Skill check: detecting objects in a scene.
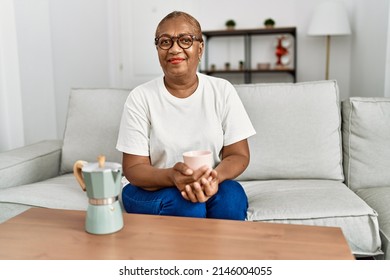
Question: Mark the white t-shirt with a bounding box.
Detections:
[116,73,256,169]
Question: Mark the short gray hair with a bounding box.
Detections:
[155,11,203,40]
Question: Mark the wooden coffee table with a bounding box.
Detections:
[0,208,354,260]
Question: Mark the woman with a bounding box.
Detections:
[116,11,255,220]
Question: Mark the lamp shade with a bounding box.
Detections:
[308,1,351,36]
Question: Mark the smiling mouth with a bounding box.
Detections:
[168,58,185,64]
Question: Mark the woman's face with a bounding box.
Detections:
[155,17,203,80]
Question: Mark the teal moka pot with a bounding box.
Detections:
[73,156,123,234]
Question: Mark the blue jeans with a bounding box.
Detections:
[121,180,248,220]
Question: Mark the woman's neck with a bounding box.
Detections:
[164,75,199,98]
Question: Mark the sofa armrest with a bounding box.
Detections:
[342,97,390,190]
[0,140,63,189]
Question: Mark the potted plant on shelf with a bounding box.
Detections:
[264,18,275,28]
[239,61,244,70]
[225,19,236,30]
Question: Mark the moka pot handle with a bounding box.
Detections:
[73,160,88,191]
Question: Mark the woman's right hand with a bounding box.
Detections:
[171,162,211,193]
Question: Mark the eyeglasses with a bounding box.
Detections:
[154,34,202,50]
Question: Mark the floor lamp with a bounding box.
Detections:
[308,1,351,80]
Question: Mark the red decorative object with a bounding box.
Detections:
[275,36,288,66]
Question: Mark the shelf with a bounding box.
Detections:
[202,27,297,83]
[202,27,296,38]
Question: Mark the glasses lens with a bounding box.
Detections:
[157,36,173,50]
[177,35,194,49]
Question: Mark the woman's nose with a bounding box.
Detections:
[169,39,182,53]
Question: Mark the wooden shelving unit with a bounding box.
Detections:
[201,27,297,83]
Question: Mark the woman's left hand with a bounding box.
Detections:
[181,170,219,203]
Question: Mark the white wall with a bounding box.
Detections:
[0,0,25,151]
[49,0,112,139]
[0,0,112,152]
[385,1,390,98]
[1,0,389,152]
[349,0,389,98]
[13,0,57,145]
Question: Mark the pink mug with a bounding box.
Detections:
[183,150,213,170]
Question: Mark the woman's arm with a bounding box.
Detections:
[215,139,250,183]
[122,153,211,191]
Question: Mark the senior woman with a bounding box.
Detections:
[116,11,256,220]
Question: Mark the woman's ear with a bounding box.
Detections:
[198,41,204,59]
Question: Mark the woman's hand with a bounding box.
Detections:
[181,169,219,203]
[171,162,212,193]
[179,139,250,203]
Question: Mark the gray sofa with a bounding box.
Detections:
[0,80,389,259]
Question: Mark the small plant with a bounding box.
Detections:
[264,18,275,28]
[225,19,236,29]
[225,62,231,70]
[239,61,244,70]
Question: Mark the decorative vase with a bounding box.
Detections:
[275,36,288,67]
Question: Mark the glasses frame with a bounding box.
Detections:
[154,34,202,50]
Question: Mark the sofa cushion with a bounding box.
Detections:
[235,80,344,181]
[61,89,130,174]
[342,97,390,190]
[241,179,382,256]
[0,174,87,211]
[0,140,62,189]
[355,187,390,260]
